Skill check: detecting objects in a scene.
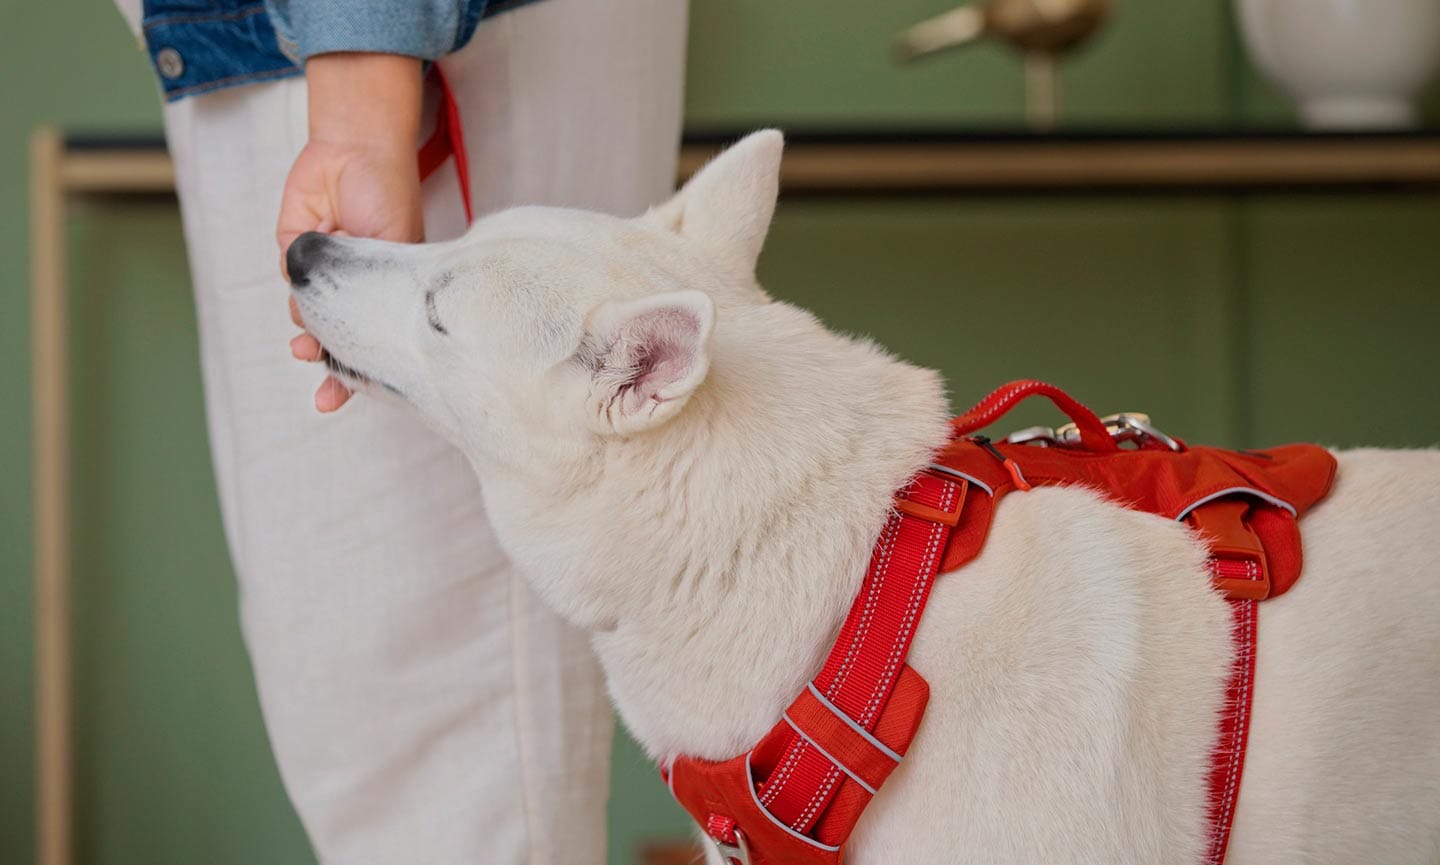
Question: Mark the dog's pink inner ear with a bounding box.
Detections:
[586,291,714,430]
[627,308,699,400]
[609,308,701,408]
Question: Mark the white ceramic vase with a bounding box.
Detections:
[1237,0,1440,129]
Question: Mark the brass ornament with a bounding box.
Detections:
[895,0,1112,129]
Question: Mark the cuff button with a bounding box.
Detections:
[156,47,185,80]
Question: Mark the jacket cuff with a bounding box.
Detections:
[265,0,464,63]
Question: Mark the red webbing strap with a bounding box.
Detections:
[951,379,1119,452]
[416,65,474,224]
[784,687,900,793]
[757,471,962,840]
[1207,595,1258,865]
[1189,500,1266,864]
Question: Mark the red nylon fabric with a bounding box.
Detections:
[931,437,1335,586]
[667,665,931,865]
[951,378,1119,452]
[665,381,1337,865]
[760,472,961,838]
[1207,598,1258,864]
[416,65,474,224]
[786,688,898,793]
[811,671,930,846]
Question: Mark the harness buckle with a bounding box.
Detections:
[1186,499,1272,601]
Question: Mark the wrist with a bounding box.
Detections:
[306,53,423,157]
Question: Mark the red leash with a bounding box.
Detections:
[416,65,474,225]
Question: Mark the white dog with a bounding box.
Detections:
[288,131,1440,865]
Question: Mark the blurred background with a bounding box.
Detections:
[3,2,1439,864]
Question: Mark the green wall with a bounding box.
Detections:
[3,2,1438,865]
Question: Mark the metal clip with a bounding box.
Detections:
[712,829,752,865]
[1100,412,1182,451]
[1003,424,1057,446]
[1007,412,1181,452]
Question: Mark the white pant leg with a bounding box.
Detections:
[435,2,689,861]
[160,0,686,862]
[440,0,688,218]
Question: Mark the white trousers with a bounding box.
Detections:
[159,2,687,862]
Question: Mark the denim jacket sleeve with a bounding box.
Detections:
[138,0,541,101]
[264,0,487,63]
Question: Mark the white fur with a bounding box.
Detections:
[291,131,1440,864]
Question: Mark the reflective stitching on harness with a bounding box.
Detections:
[1175,487,1298,521]
[794,480,957,831]
[875,487,952,719]
[782,714,882,795]
[1208,593,1256,863]
[865,480,954,724]
[796,757,841,829]
[763,514,900,806]
[927,463,995,496]
[831,513,900,699]
[965,382,1030,429]
[744,754,842,851]
[792,516,908,824]
[804,683,903,762]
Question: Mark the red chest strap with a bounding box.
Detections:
[666,471,966,864]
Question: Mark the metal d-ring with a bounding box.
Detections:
[712,829,753,865]
[1003,424,1058,446]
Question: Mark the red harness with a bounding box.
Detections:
[664,380,1337,865]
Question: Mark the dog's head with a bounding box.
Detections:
[288,130,783,471]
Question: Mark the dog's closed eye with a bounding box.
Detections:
[425,290,449,335]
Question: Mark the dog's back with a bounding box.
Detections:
[1232,449,1440,864]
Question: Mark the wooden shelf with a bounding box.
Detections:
[683,133,1440,193]
[63,130,1440,195]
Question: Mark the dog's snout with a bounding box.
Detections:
[287,231,334,287]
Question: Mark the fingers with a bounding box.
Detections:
[315,376,353,412]
[290,332,323,361]
[288,294,351,411]
[290,334,352,412]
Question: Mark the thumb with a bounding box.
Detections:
[277,198,332,281]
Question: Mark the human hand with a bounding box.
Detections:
[278,52,424,412]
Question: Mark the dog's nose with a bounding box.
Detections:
[286,231,333,287]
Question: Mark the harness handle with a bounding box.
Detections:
[952,379,1119,452]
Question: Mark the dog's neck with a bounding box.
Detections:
[485,297,952,761]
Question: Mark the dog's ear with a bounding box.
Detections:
[646,129,783,276]
[580,290,715,435]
